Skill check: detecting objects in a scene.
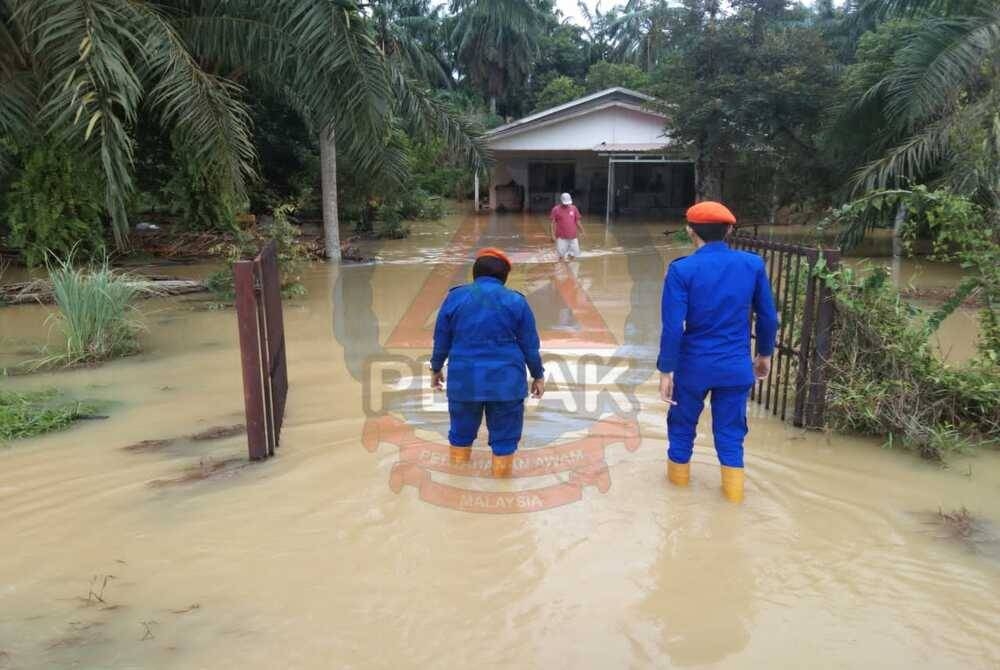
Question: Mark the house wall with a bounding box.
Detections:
[490,151,609,212]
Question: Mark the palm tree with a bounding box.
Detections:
[2,0,488,261]
[0,0,256,245]
[850,0,1000,205]
[449,0,545,115]
[603,0,684,71]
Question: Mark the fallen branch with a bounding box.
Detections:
[1,276,207,306]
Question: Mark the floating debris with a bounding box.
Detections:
[918,507,1000,559]
[189,424,246,441]
[148,457,249,488]
[121,439,175,453]
[0,275,206,306]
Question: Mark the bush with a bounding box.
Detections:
[585,61,650,93]
[823,264,1000,459]
[0,389,103,441]
[208,203,310,300]
[2,143,106,267]
[40,256,152,366]
[163,148,239,232]
[533,76,585,113]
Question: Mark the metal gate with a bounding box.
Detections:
[729,234,840,429]
[234,241,288,460]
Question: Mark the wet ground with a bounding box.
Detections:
[1,212,998,668]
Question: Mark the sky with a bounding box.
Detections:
[556,0,593,25]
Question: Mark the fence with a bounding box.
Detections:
[234,241,289,460]
[729,234,840,429]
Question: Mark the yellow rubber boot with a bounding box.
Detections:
[666,460,690,487]
[492,454,514,478]
[449,446,471,465]
[720,466,744,503]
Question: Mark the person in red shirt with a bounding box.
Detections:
[549,193,584,260]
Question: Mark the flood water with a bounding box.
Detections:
[1,212,999,669]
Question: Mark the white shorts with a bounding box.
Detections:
[556,237,581,259]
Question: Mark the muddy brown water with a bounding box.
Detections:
[1,212,998,669]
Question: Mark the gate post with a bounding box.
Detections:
[234,260,268,460]
[792,251,818,428]
[804,250,840,429]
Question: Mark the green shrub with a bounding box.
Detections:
[0,389,103,441]
[822,265,1000,459]
[208,203,310,300]
[533,76,585,112]
[2,143,105,267]
[585,61,649,93]
[40,256,151,366]
[163,149,239,232]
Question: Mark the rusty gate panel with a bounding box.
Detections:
[729,234,839,429]
[234,241,288,460]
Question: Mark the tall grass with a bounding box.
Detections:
[42,256,152,366]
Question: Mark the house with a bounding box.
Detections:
[477,87,695,221]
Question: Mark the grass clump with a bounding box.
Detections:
[41,256,152,367]
[823,265,1000,460]
[0,389,102,440]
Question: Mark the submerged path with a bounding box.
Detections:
[0,212,998,668]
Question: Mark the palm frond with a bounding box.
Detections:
[850,116,954,193]
[17,0,145,243]
[133,3,257,203]
[389,65,490,172]
[882,15,1000,130]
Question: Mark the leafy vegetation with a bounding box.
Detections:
[39,257,153,367]
[2,142,105,266]
[207,204,311,301]
[823,264,999,459]
[0,388,103,441]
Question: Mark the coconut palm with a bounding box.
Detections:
[850,0,1000,204]
[603,0,686,71]
[449,0,546,115]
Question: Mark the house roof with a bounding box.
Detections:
[484,87,662,141]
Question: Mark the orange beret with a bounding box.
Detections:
[475,247,511,269]
[686,201,737,225]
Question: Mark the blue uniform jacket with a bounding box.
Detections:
[657,241,779,388]
[431,276,544,401]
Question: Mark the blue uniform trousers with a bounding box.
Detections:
[448,400,524,456]
[667,383,751,468]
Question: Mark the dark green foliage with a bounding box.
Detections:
[650,7,840,207]
[0,388,103,441]
[163,149,239,233]
[533,76,585,112]
[2,143,105,267]
[584,61,650,92]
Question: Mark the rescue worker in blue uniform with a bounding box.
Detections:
[431,248,545,477]
[657,201,779,502]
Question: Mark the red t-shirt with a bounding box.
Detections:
[550,205,581,239]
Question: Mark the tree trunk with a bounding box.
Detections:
[489,96,497,116]
[891,202,907,287]
[695,150,723,201]
[320,125,340,263]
